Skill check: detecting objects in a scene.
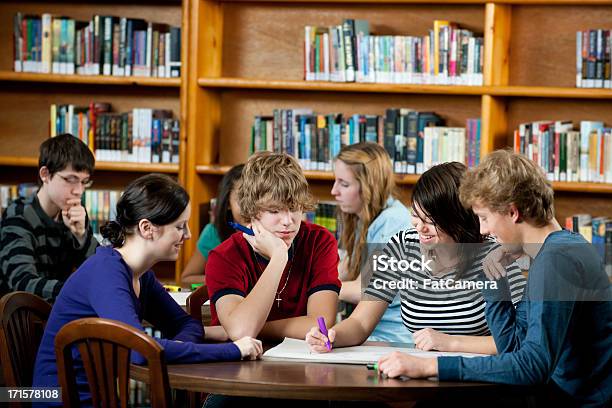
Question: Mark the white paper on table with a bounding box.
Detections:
[263,338,488,364]
[168,291,210,307]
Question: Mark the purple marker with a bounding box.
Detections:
[317,316,332,351]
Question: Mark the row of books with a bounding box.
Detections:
[251,109,481,174]
[51,103,180,164]
[0,183,38,219]
[305,19,484,85]
[305,201,341,240]
[513,120,612,183]
[83,189,120,243]
[565,214,612,277]
[13,12,181,78]
[576,30,611,89]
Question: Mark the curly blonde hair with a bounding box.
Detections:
[459,149,555,226]
[237,151,316,221]
[337,143,397,281]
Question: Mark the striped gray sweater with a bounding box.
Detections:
[0,195,98,302]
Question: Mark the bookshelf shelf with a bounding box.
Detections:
[198,79,612,100]
[552,182,612,194]
[0,71,181,88]
[198,77,491,95]
[492,86,612,99]
[0,156,179,173]
[95,162,180,173]
[0,156,38,167]
[196,164,420,185]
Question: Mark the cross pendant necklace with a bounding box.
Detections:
[274,261,292,308]
[252,242,294,308]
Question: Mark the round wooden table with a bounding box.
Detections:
[131,359,507,402]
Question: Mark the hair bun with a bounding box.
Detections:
[100,220,125,247]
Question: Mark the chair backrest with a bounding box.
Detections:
[0,291,52,388]
[185,284,208,322]
[54,317,171,408]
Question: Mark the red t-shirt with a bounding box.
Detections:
[206,221,341,325]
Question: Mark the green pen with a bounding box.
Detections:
[367,363,410,381]
[367,363,387,378]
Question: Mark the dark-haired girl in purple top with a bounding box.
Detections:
[33,174,262,407]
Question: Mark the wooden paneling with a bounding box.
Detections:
[555,192,612,223]
[509,5,612,87]
[221,2,484,79]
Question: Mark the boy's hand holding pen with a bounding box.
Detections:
[305,318,336,354]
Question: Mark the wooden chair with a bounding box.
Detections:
[0,291,52,394]
[54,317,172,408]
[185,283,209,323]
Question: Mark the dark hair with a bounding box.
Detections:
[412,162,483,277]
[101,174,190,247]
[214,164,244,241]
[38,134,95,184]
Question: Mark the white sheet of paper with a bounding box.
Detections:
[263,338,488,364]
[168,291,210,307]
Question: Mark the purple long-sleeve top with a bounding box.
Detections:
[33,246,240,406]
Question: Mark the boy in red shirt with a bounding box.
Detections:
[206,152,340,341]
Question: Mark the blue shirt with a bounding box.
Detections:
[364,197,413,344]
[438,230,612,407]
[33,246,241,406]
[196,223,222,260]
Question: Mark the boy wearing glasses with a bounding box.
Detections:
[0,134,98,302]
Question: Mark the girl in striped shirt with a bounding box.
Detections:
[307,162,526,355]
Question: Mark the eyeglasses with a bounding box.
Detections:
[56,173,94,189]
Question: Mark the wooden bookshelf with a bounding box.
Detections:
[181,0,612,265]
[0,0,187,281]
[4,0,612,281]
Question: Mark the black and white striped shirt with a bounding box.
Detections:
[364,229,526,336]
